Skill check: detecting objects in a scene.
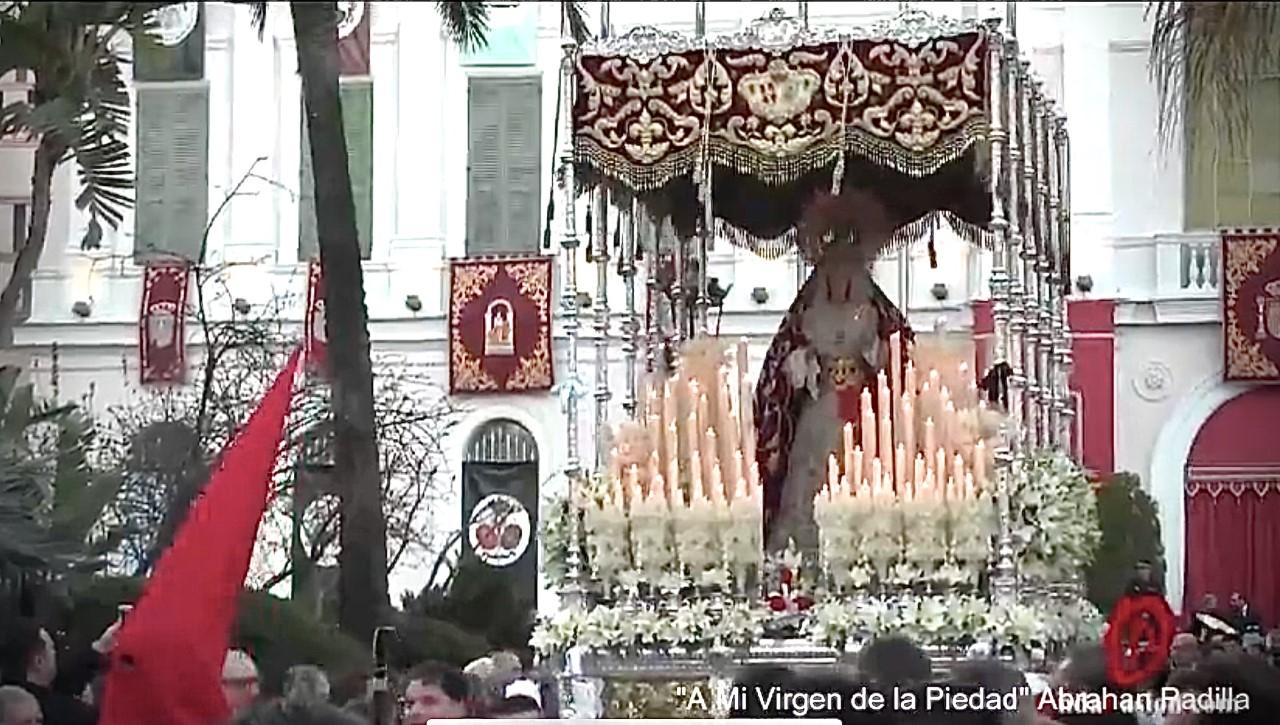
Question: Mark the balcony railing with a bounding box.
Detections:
[1179,238,1220,292]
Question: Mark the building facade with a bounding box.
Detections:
[2,2,1276,612]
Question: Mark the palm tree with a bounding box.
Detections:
[0,366,123,617]
[0,2,171,346]
[277,0,587,643]
[1148,2,1280,150]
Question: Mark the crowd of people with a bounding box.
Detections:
[3,610,1280,725]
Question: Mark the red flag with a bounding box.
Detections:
[100,348,302,725]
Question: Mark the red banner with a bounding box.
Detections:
[304,258,328,377]
[139,260,190,385]
[337,1,370,77]
[1223,229,1280,382]
[449,257,554,394]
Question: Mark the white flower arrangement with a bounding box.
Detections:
[530,601,768,655]
[805,594,1103,651]
[1011,451,1102,584]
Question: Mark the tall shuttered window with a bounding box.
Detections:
[465,76,541,256]
[1185,31,1280,228]
[134,83,210,261]
[299,79,374,261]
[132,4,209,262]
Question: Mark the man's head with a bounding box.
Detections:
[1134,561,1152,582]
[403,662,469,725]
[1229,592,1246,612]
[0,685,41,725]
[1200,593,1218,610]
[284,665,331,706]
[0,620,55,688]
[222,649,261,715]
[856,636,932,687]
[1171,633,1200,668]
[951,659,1034,725]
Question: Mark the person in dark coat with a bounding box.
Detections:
[0,617,118,725]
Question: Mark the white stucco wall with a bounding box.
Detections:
[6,2,1232,607]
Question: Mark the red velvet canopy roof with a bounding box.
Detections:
[570,8,997,257]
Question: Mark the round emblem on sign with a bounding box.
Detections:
[467,494,531,567]
[146,2,199,47]
[337,1,364,39]
[1103,593,1177,688]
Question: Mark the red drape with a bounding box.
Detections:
[1183,486,1280,630]
[100,348,301,725]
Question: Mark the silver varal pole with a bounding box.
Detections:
[984,19,1017,606]
[1003,39,1027,457]
[592,1,613,471]
[693,0,711,335]
[1055,117,1075,452]
[592,189,611,472]
[1035,91,1056,450]
[643,213,661,373]
[798,1,809,27]
[556,39,586,601]
[1018,68,1039,456]
[621,199,639,418]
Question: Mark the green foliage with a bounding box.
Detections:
[1085,472,1165,614]
[389,612,492,669]
[53,576,369,697]
[0,367,122,616]
[0,2,174,246]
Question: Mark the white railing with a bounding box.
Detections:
[1114,231,1222,301]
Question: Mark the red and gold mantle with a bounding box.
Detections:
[572,11,990,192]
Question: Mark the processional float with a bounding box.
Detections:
[541,3,1098,714]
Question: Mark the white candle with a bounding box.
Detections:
[935,447,947,489]
[894,443,906,493]
[861,387,876,476]
[965,471,976,499]
[905,361,918,397]
[852,446,864,490]
[697,393,710,443]
[828,454,840,492]
[843,422,855,479]
[943,400,957,457]
[871,457,883,498]
[924,417,937,468]
[914,454,926,490]
[953,453,965,494]
[890,331,903,430]
[902,395,915,460]
[974,439,987,489]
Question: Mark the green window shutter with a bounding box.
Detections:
[466,79,505,255]
[298,114,319,261]
[503,78,542,253]
[465,76,541,256]
[134,83,210,262]
[342,80,374,259]
[299,82,374,261]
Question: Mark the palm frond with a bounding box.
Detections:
[1149,1,1280,152]
[436,0,489,52]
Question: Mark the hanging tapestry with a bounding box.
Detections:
[1222,228,1280,382]
[304,259,328,378]
[449,257,554,394]
[139,260,191,385]
[337,1,371,77]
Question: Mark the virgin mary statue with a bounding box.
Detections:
[754,189,914,553]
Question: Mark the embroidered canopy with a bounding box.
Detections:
[571,8,995,257]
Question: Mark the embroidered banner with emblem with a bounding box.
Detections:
[1222,229,1280,382]
[139,260,191,385]
[304,259,328,377]
[449,257,554,394]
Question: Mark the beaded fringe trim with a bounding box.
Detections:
[717,209,995,262]
[574,119,987,193]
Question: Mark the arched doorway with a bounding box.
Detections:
[1183,386,1280,629]
[457,419,540,652]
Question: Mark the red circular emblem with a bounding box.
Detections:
[1103,593,1177,688]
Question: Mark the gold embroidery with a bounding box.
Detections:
[572,31,989,189]
[1224,233,1280,380]
[508,333,553,390]
[451,265,499,326]
[505,261,552,323]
